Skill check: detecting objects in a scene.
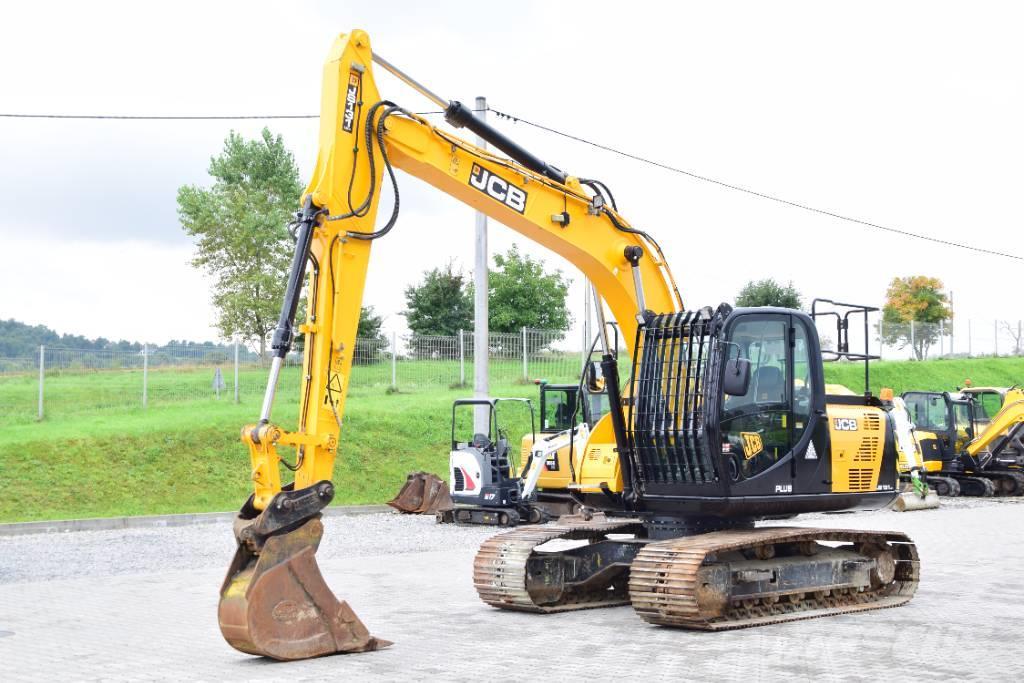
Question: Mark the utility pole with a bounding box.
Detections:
[473,96,490,434]
[948,290,954,355]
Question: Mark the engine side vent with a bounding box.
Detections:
[453,467,465,492]
[848,468,873,491]
[855,436,880,461]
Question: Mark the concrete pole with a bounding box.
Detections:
[142,343,149,409]
[37,345,45,421]
[458,329,465,386]
[473,95,489,433]
[234,341,240,404]
[995,320,999,356]
[968,319,973,357]
[948,290,954,355]
[391,331,398,389]
[910,320,915,360]
[878,318,883,360]
[522,327,529,381]
[939,320,944,357]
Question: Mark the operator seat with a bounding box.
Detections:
[753,366,784,403]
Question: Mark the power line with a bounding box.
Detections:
[488,107,1023,263]
[0,113,320,120]
[3,106,1020,262]
[0,110,455,120]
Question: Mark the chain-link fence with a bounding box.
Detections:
[811,315,1024,362]
[876,319,1024,360]
[6,318,1019,424]
[0,328,588,423]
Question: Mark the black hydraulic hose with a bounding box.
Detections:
[347,104,405,241]
[566,332,605,484]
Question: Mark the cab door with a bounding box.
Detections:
[719,312,823,495]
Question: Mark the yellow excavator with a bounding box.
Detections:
[902,388,1024,495]
[218,29,920,661]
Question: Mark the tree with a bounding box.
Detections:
[487,245,571,352]
[402,262,473,344]
[999,320,1023,355]
[735,279,802,309]
[353,306,387,365]
[358,305,385,340]
[177,128,303,360]
[879,275,952,360]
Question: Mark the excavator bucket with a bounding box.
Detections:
[388,471,453,514]
[891,479,940,512]
[219,515,390,660]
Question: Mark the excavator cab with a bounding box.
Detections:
[902,391,975,463]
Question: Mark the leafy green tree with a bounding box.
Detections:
[401,262,473,338]
[735,279,802,309]
[354,305,387,365]
[487,245,571,352]
[358,305,385,340]
[177,128,303,359]
[880,275,952,360]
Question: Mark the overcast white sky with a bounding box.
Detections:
[0,1,1020,348]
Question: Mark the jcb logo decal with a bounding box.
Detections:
[740,432,763,460]
[833,418,858,431]
[342,72,359,133]
[469,163,528,214]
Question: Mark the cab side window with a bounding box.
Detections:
[721,317,797,481]
[542,389,573,432]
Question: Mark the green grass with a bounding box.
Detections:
[0,382,536,522]
[823,356,1024,396]
[0,355,1021,522]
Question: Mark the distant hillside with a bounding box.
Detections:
[0,319,230,358]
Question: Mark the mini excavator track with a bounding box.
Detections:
[629,527,919,630]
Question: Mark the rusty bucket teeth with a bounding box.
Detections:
[218,517,390,661]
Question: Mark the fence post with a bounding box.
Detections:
[910,320,915,359]
[142,343,149,409]
[37,345,45,421]
[968,319,972,356]
[522,327,528,381]
[458,329,465,386]
[391,331,397,389]
[234,341,240,403]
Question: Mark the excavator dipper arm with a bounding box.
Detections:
[218,28,681,660]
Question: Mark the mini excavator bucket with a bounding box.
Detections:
[388,471,453,513]
[892,473,940,512]
[218,483,390,661]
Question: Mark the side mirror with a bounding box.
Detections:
[723,358,751,397]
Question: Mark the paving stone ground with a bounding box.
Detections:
[1,498,1022,681]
